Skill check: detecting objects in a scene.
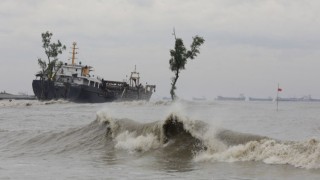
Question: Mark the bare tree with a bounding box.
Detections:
[169,30,204,100]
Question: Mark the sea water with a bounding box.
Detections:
[0,99,320,179]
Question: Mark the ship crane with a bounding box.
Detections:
[129,65,140,87]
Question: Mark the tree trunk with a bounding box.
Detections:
[170,70,179,100]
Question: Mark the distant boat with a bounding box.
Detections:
[215,94,246,101]
[192,97,206,101]
[162,97,172,101]
[277,97,303,102]
[275,95,320,102]
[299,95,320,102]
[307,98,320,102]
[248,97,273,101]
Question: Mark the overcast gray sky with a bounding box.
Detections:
[1,0,320,100]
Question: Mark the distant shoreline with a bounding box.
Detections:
[0,92,36,100]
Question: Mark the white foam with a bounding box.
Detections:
[167,101,187,115]
[114,131,161,153]
[194,138,320,169]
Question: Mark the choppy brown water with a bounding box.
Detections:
[1,99,320,179]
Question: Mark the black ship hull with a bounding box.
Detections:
[32,80,153,103]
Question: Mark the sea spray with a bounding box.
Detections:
[114,131,161,153]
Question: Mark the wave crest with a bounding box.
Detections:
[94,112,320,169]
[97,112,208,153]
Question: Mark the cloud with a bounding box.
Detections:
[1,0,320,98]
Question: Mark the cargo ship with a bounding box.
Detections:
[215,94,246,101]
[32,42,156,103]
[248,97,273,101]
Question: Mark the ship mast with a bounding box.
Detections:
[71,42,78,65]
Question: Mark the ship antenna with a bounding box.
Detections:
[70,42,78,65]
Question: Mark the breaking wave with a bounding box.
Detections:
[96,111,320,169]
[96,111,208,154]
